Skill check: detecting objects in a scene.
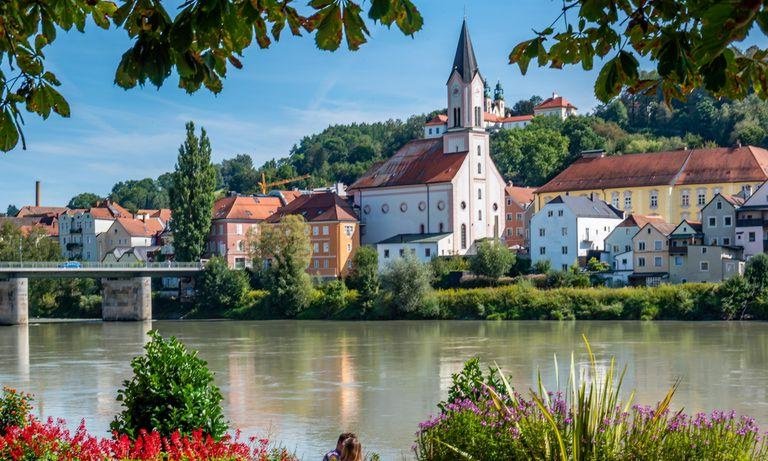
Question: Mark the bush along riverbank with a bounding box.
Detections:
[0,332,296,461]
[414,340,768,460]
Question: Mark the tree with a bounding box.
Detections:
[380,253,434,316]
[491,124,569,186]
[745,254,768,295]
[219,154,258,193]
[0,222,59,262]
[594,100,629,128]
[508,96,542,116]
[110,178,170,212]
[196,257,249,315]
[249,215,313,317]
[346,246,380,313]
[532,260,552,274]
[511,2,768,103]
[67,193,102,209]
[469,240,515,281]
[5,205,19,217]
[169,122,216,262]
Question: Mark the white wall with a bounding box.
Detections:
[736,226,764,258]
[376,238,452,271]
[530,205,577,271]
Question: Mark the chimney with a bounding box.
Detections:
[35,180,41,207]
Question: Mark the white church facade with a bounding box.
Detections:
[349,20,506,268]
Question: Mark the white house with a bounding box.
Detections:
[604,214,667,276]
[349,20,506,262]
[533,93,578,119]
[376,233,453,271]
[530,196,623,271]
[735,180,768,258]
[58,200,132,261]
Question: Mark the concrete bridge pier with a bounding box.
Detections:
[102,277,152,321]
[0,278,29,325]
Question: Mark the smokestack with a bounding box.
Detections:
[35,180,40,207]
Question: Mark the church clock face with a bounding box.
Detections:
[451,83,461,103]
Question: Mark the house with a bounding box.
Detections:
[669,244,744,284]
[265,192,360,278]
[135,209,172,228]
[701,193,743,247]
[103,217,165,253]
[603,214,666,282]
[535,146,768,224]
[59,200,131,261]
[735,180,768,258]
[377,233,453,271]
[533,92,578,119]
[503,184,535,250]
[207,195,283,268]
[530,196,623,272]
[631,220,677,285]
[349,20,506,262]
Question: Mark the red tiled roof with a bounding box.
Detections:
[88,200,131,219]
[485,112,534,124]
[723,194,746,207]
[537,146,768,194]
[348,138,467,190]
[15,206,68,218]
[137,209,172,223]
[535,95,577,110]
[505,185,535,205]
[0,216,59,237]
[212,196,282,221]
[273,190,304,204]
[617,214,666,228]
[115,217,165,237]
[425,114,448,126]
[266,192,358,223]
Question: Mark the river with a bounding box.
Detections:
[1,320,768,459]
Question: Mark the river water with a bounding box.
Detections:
[1,321,768,459]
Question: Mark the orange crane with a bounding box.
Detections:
[258,173,311,195]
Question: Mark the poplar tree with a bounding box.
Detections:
[169,122,216,262]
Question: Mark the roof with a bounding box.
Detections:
[450,20,479,83]
[546,196,623,219]
[670,219,703,236]
[0,216,59,237]
[87,200,131,220]
[537,146,768,194]
[15,206,68,218]
[505,185,535,205]
[115,217,165,237]
[484,112,534,124]
[534,94,577,110]
[723,195,746,207]
[425,114,448,126]
[348,138,467,190]
[617,214,667,228]
[265,192,358,223]
[212,195,283,221]
[643,221,678,236]
[137,209,172,224]
[103,246,162,262]
[378,232,452,245]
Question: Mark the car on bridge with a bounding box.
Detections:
[58,261,82,269]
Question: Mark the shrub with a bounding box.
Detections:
[111,331,228,440]
[380,253,435,317]
[346,246,380,314]
[430,255,469,288]
[196,257,249,315]
[532,259,551,274]
[0,387,32,434]
[314,280,348,318]
[468,239,515,281]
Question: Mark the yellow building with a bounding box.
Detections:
[535,146,768,224]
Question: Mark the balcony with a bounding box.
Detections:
[669,246,688,255]
[737,218,764,227]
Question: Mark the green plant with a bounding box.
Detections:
[196,257,249,315]
[0,387,32,434]
[346,246,380,313]
[111,330,227,440]
[315,279,348,318]
[380,252,435,317]
[469,240,515,282]
[532,260,551,274]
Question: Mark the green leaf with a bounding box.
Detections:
[342,1,369,50]
[595,56,621,102]
[48,86,71,117]
[0,110,20,152]
[701,53,727,93]
[311,4,343,51]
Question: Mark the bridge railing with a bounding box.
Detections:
[0,261,205,270]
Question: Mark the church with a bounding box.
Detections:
[348,20,507,267]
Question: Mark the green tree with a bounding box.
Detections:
[745,254,768,295]
[249,215,313,317]
[380,253,434,316]
[169,122,216,262]
[219,154,258,193]
[586,257,610,272]
[595,100,629,127]
[0,222,59,262]
[469,240,515,281]
[66,193,102,209]
[491,125,569,186]
[508,96,542,116]
[111,331,227,440]
[110,178,169,212]
[196,257,249,315]
[5,205,19,217]
[533,260,552,274]
[346,246,380,313]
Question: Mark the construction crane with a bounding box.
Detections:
[258,173,311,195]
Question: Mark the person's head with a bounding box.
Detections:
[336,432,355,453]
[340,436,362,461]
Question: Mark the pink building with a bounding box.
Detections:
[207,196,283,268]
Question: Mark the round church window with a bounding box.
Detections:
[437,201,446,211]
[460,201,466,210]
[381,204,389,214]
[363,205,371,214]
[400,202,408,212]
[418,201,427,211]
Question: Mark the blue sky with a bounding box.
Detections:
[0,1,654,209]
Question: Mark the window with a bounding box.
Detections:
[420,224,425,234]
[708,217,716,227]
[478,210,482,221]
[347,243,352,252]
[461,224,467,249]
[477,146,481,156]
[700,261,710,271]
[474,106,482,126]
[638,257,646,267]
[313,259,319,269]
[716,201,722,210]
[697,190,706,206]
[539,228,546,237]
[681,190,690,207]
[562,264,569,271]
[742,185,752,197]
[701,247,708,254]
[557,210,564,217]
[654,240,662,251]
[624,192,632,209]
[322,225,329,235]
[313,243,319,253]
[611,192,619,208]
[323,259,329,269]
[654,256,663,267]
[561,227,568,236]
[724,216,732,226]
[236,224,243,235]
[425,248,431,257]
[674,256,683,266]
[638,241,646,251]
[477,162,482,174]
[478,188,482,199]
[539,247,546,255]
[384,249,390,258]
[323,242,329,253]
[723,238,730,245]
[711,238,718,245]
[428,128,432,135]
[506,213,512,221]
[625,244,631,252]
[749,232,756,242]
[439,222,444,232]
[237,240,245,252]
[399,249,405,257]
[345,225,354,236]
[650,191,658,208]
[547,210,553,217]
[561,246,568,255]
[507,229,512,236]
[507,198,512,206]
[516,212,523,221]
[516,227,524,236]
[313,226,319,236]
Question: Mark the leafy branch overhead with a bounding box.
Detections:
[509,0,768,103]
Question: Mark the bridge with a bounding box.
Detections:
[0,262,204,325]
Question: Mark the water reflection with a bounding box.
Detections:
[0,321,767,459]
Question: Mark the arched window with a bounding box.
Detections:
[477,145,481,156]
[439,222,444,232]
[649,190,658,209]
[237,240,245,252]
[419,224,425,234]
[611,192,619,208]
[474,106,482,126]
[478,210,482,221]
[478,188,482,199]
[477,162,482,174]
[460,224,467,249]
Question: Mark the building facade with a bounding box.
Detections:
[632,221,677,278]
[669,245,743,284]
[735,181,768,258]
[701,193,743,247]
[58,200,131,261]
[503,184,535,249]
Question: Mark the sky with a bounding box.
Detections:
[0,1,636,210]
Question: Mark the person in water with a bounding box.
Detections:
[340,435,362,461]
[323,433,355,461]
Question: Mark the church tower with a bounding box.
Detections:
[444,20,486,154]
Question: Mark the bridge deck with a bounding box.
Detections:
[0,262,204,279]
